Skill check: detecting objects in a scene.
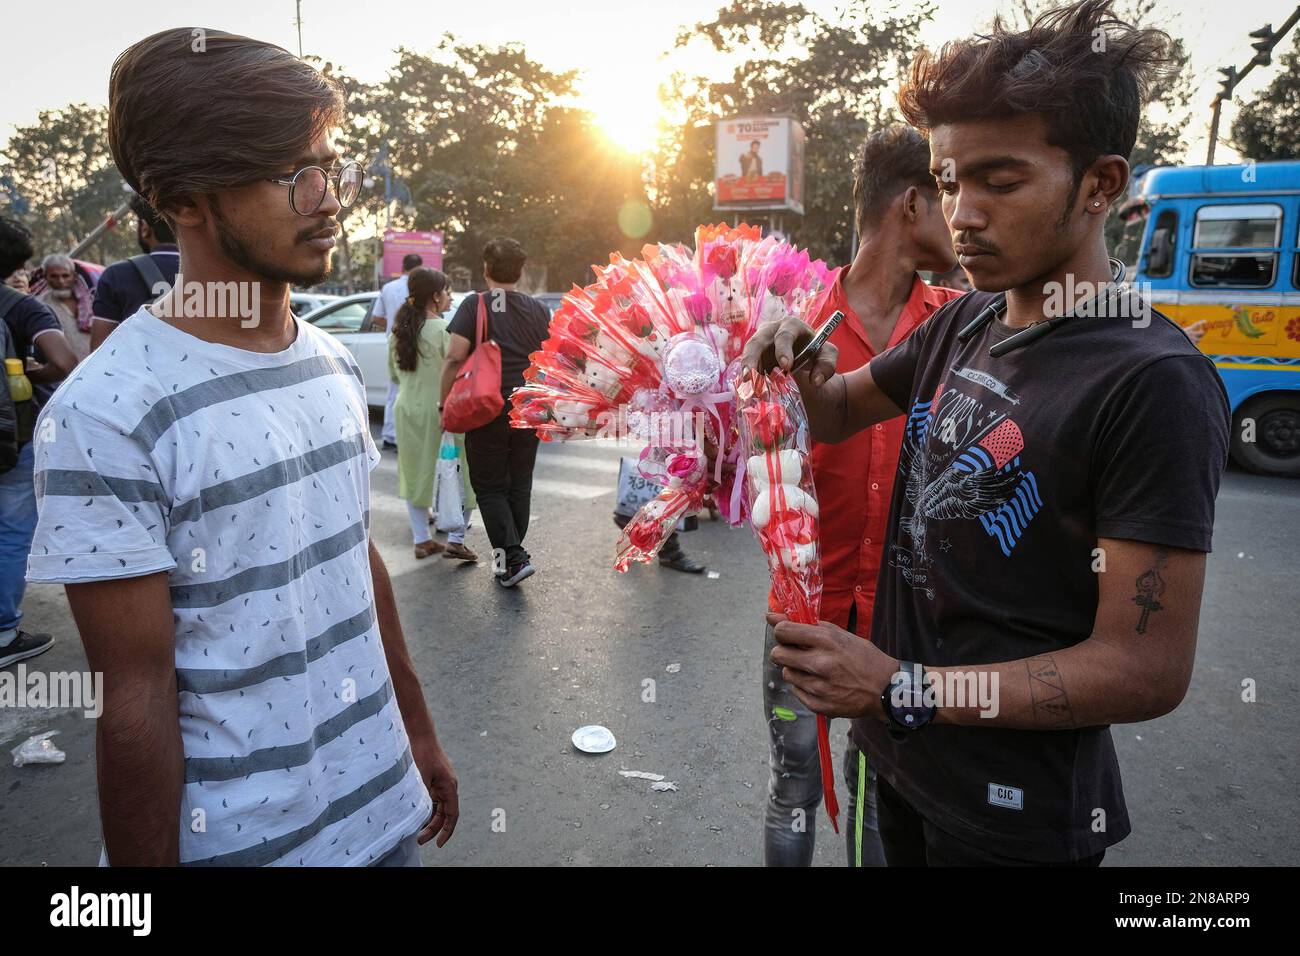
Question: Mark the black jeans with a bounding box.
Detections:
[875,774,1105,867]
[463,410,540,567]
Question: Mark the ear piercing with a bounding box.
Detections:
[1092,200,1103,207]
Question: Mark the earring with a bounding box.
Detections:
[1092,200,1103,208]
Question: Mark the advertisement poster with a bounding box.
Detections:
[382,230,443,278]
[714,116,804,213]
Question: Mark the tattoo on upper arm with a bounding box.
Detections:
[1026,655,1074,728]
[1131,548,1168,635]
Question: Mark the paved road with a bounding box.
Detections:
[2,426,1296,866]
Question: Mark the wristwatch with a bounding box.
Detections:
[882,660,936,738]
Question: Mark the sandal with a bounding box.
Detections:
[415,540,445,559]
[442,542,478,562]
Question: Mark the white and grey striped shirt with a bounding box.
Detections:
[27,307,431,866]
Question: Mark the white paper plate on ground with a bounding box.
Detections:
[571,725,616,754]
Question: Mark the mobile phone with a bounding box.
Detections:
[789,310,844,372]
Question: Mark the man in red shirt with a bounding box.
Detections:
[763,125,961,866]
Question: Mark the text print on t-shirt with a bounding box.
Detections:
[891,366,1044,600]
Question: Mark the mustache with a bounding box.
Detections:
[952,233,1000,255]
[297,220,339,243]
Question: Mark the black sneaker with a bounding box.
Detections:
[660,553,706,574]
[498,561,536,587]
[382,440,398,451]
[0,631,55,669]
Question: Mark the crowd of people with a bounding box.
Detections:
[1,0,1232,868]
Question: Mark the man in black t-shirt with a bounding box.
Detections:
[0,217,77,668]
[89,195,180,352]
[442,237,550,587]
[743,0,1229,865]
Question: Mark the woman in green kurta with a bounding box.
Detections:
[389,267,478,561]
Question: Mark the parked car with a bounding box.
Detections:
[289,291,339,317]
[300,290,468,409]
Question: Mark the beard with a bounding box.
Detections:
[50,287,74,298]
[211,201,332,286]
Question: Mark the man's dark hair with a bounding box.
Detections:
[483,238,526,285]
[402,253,423,272]
[853,125,936,235]
[129,193,175,244]
[108,28,344,219]
[899,0,1173,188]
[0,217,35,278]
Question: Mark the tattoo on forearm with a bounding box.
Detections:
[1132,548,1168,635]
[1026,655,1074,728]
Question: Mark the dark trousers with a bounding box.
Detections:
[876,775,1105,867]
[463,411,540,567]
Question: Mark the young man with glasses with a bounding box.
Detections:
[744,0,1229,865]
[27,29,457,867]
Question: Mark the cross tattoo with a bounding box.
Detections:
[1132,568,1165,634]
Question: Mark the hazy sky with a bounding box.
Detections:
[4,0,1294,164]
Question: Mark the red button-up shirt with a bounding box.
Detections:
[770,270,961,635]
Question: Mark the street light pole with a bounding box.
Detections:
[294,1,303,57]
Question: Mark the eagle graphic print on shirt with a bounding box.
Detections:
[889,367,1043,600]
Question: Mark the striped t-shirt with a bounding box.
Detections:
[27,307,432,865]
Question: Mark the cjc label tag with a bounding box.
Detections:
[987,783,1024,810]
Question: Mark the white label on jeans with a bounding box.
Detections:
[987,783,1024,810]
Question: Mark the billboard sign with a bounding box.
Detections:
[714,116,805,215]
[382,230,443,278]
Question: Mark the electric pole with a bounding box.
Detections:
[294,0,303,57]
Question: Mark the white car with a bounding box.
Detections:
[289,291,340,317]
[300,291,469,409]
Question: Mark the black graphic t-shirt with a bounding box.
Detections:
[853,289,1230,861]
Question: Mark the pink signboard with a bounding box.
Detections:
[382,230,443,278]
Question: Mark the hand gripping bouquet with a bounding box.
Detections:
[509,224,835,571]
[735,367,839,831]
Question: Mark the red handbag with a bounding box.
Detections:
[442,292,504,433]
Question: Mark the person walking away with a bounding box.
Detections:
[389,266,477,561]
[372,253,423,450]
[441,238,549,588]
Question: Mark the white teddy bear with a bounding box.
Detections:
[748,448,818,572]
[552,399,597,429]
[581,361,624,400]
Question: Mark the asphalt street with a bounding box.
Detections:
[2,423,1296,866]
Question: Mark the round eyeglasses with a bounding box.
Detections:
[267,160,364,216]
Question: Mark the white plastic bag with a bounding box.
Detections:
[12,730,66,766]
[434,433,466,534]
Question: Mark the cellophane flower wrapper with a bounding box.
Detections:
[509,224,835,570]
[735,367,839,832]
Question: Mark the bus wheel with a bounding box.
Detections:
[1232,394,1300,477]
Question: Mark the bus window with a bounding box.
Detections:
[1145,209,1177,278]
[1190,203,1281,288]
[1295,216,1300,290]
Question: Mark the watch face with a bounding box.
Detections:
[888,666,934,731]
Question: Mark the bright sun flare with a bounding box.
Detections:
[583,84,665,156]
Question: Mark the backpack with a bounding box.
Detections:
[129,254,171,304]
[0,285,28,474]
